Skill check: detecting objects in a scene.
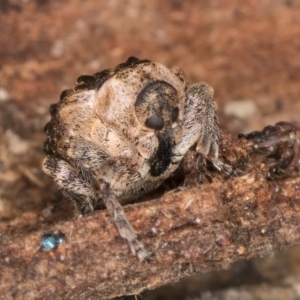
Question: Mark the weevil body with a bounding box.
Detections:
[43,57,220,260]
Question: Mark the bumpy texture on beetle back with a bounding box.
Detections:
[43,57,220,260]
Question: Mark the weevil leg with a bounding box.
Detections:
[98,180,153,262]
[42,155,96,214]
[173,82,224,166]
[172,82,232,174]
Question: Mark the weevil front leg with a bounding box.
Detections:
[98,180,153,261]
[42,155,96,214]
[173,82,230,173]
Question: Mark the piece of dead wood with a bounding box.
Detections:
[0,128,300,300]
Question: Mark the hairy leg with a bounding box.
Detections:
[172,82,231,173]
[42,155,95,213]
[99,180,153,261]
[174,82,219,158]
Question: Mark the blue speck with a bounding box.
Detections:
[40,231,65,251]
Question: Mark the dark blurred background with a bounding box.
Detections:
[1,1,300,299]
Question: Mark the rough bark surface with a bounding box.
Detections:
[1,131,300,300]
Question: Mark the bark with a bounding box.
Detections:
[0,130,300,300]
